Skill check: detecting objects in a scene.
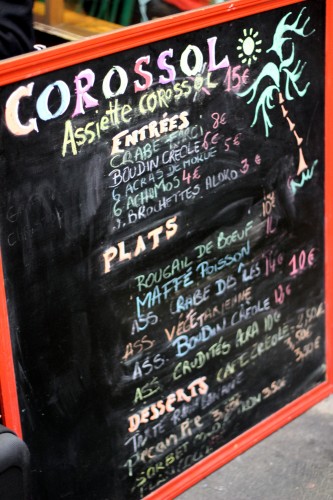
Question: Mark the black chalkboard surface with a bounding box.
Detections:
[0,0,329,498]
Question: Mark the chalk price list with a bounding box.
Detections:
[118,213,323,496]
[98,74,325,497]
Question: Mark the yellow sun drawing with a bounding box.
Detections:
[237,28,262,66]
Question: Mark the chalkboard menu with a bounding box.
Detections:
[0,0,330,498]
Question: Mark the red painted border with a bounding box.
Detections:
[0,0,331,497]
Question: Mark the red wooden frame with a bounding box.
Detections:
[0,0,331,497]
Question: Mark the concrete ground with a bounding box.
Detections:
[177,395,333,500]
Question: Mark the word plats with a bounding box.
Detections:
[102,216,178,273]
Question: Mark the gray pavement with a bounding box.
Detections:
[177,395,333,499]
